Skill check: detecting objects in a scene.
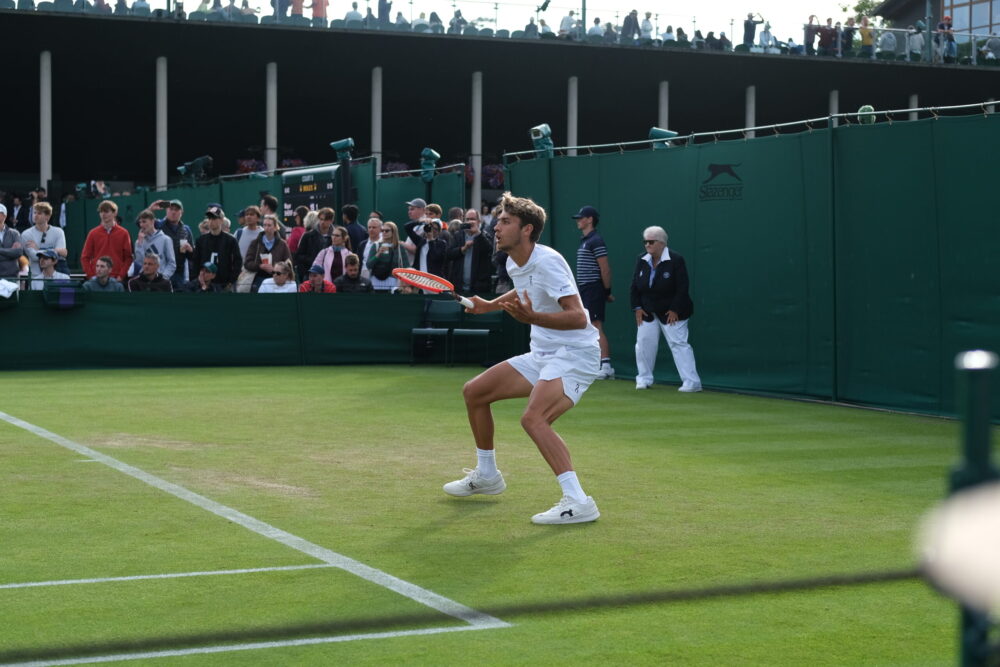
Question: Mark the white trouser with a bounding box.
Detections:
[635,317,701,387]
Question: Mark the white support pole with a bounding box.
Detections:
[567,76,578,156]
[371,66,383,174]
[745,85,756,139]
[829,89,839,128]
[470,71,483,212]
[658,81,669,129]
[987,97,996,114]
[909,93,919,121]
[39,51,53,190]
[155,57,168,190]
[265,62,278,173]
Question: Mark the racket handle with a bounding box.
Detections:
[456,295,474,310]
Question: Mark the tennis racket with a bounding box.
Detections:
[392,268,475,309]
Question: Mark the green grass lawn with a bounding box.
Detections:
[0,365,978,665]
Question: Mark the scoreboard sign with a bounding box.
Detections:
[281,164,340,226]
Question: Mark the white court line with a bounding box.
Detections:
[4,625,481,667]
[0,564,336,590]
[0,410,509,632]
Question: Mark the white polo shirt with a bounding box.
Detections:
[506,244,600,354]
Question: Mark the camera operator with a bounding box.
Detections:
[445,213,492,295]
[404,217,448,280]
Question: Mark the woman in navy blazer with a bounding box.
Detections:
[630,225,702,392]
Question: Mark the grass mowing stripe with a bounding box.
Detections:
[0,625,486,667]
[0,568,923,665]
[0,410,509,631]
[0,564,336,590]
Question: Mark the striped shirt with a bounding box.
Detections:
[576,230,608,286]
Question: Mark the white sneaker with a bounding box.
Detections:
[596,363,615,380]
[531,495,600,524]
[443,468,506,497]
[635,381,652,390]
[678,383,702,393]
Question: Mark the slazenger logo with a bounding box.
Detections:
[699,163,744,202]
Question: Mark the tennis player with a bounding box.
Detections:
[443,192,601,525]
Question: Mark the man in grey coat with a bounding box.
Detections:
[0,204,24,279]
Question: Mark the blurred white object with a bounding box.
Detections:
[919,482,1000,615]
[0,279,19,299]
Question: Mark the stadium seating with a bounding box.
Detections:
[288,14,310,26]
[345,19,363,30]
[187,9,207,20]
[411,299,462,365]
[430,24,443,33]
[0,0,15,9]
[462,24,477,36]
[16,0,34,9]
[510,29,524,38]
[37,1,55,9]
[479,28,493,38]
[131,4,150,15]
[450,310,502,365]
[412,22,428,32]
[328,18,343,27]
[587,34,602,44]
[495,28,509,38]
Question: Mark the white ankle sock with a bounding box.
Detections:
[556,471,587,503]
[476,448,498,477]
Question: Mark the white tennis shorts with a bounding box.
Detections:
[507,344,602,405]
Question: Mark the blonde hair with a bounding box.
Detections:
[97,201,118,214]
[33,202,53,216]
[304,210,319,231]
[381,221,400,247]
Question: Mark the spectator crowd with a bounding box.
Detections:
[0,192,509,297]
[6,0,997,66]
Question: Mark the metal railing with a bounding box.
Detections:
[502,100,999,163]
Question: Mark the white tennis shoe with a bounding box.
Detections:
[678,382,702,392]
[531,495,600,525]
[596,363,615,380]
[443,468,506,497]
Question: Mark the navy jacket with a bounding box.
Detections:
[629,250,694,323]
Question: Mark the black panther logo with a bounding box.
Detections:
[702,163,742,184]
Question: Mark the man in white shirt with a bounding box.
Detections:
[640,11,653,39]
[587,17,602,36]
[559,10,574,36]
[443,192,601,525]
[31,249,70,290]
[22,202,68,278]
[344,1,362,21]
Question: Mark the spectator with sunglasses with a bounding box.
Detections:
[22,202,68,278]
[631,226,701,392]
[258,260,297,293]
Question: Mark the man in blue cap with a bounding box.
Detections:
[572,205,614,379]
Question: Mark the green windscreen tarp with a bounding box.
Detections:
[506,114,1000,418]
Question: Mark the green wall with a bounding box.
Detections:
[507,115,1000,418]
[1,292,526,370]
[374,172,467,224]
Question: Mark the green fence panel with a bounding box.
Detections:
[375,172,466,225]
[0,292,529,372]
[220,176,282,221]
[547,156,601,256]
[834,120,943,413]
[505,158,552,244]
[691,135,832,396]
[931,114,1000,417]
[353,160,377,219]
[430,171,466,217]
[375,176,424,225]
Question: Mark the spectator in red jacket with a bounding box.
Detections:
[80,200,133,280]
[298,264,336,293]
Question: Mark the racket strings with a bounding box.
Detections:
[399,272,449,291]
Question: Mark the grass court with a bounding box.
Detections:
[0,365,972,665]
